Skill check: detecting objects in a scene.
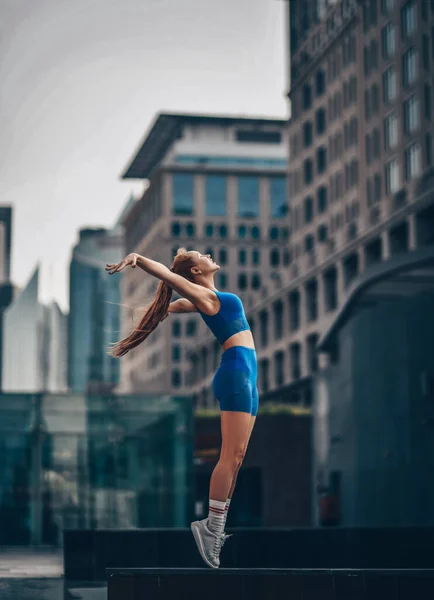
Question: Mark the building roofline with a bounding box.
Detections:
[120,111,288,180]
[318,246,434,352]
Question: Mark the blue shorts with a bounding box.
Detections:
[212,346,259,416]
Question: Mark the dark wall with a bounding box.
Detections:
[194,413,312,527]
[314,291,434,526]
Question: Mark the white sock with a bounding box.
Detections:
[224,498,231,528]
[207,499,226,535]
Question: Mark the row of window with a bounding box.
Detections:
[363,0,417,38]
[173,174,288,219]
[171,246,291,268]
[171,223,289,240]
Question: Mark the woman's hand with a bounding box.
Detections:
[106,253,138,274]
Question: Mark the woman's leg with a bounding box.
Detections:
[209,410,253,501]
[227,414,256,500]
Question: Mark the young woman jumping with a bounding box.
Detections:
[106,247,258,569]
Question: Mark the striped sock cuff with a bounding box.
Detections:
[209,499,226,515]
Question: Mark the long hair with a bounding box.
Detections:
[108,247,198,357]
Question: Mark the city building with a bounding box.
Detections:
[189,0,434,408]
[314,246,434,527]
[119,112,289,394]
[68,224,123,393]
[0,206,14,390]
[2,266,67,393]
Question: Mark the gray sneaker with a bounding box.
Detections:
[191,518,225,569]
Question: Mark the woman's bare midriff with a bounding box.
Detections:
[222,330,255,351]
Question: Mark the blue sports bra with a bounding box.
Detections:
[197,290,251,344]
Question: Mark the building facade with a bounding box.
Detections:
[119,113,289,394]
[2,266,67,393]
[315,247,434,527]
[188,0,434,409]
[0,206,14,391]
[68,226,123,393]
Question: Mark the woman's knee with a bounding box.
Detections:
[219,448,246,471]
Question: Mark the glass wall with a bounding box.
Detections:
[205,175,227,216]
[172,173,194,215]
[0,393,193,545]
[237,176,260,218]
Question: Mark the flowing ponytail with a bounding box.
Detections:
[108,247,197,357]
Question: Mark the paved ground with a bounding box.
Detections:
[0,549,106,600]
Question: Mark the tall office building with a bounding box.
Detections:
[118,112,289,394]
[68,225,123,393]
[2,266,67,392]
[188,0,434,406]
[0,206,13,390]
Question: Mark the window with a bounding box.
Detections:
[305,233,315,253]
[270,177,288,217]
[236,130,281,144]
[274,351,285,386]
[205,175,227,217]
[283,248,291,265]
[372,83,380,114]
[238,249,247,265]
[304,196,314,223]
[304,159,314,184]
[384,113,398,150]
[316,108,326,135]
[219,248,227,265]
[259,310,269,347]
[251,273,261,290]
[186,222,195,237]
[238,225,247,238]
[423,35,430,70]
[269,226,279,240]
[402,47,417,86]
[401,1,416,38]
[273,301,284,340]
[238,273,248,290]
[426,133,432,167]
[290,343,301,380]
[317,147,327,174]
[270,248,280,267]
[372,128,381,159]
[303,83,312,110]
[238,176,259,217]
[404,95,419,134]
[317,224,328,242]
[172,222,181,237]
[405,143,421,179]
[172,345,181,362]
[186,319,196,336]
[382,0,394,15]
[382,22,396,59]
[385,158,400,194]
[374,172,382,202]
[219,272,228,289]
[172,369,181,387]
[303,121,313,147]
[306,279,318,322]
[370,0,378,25]
[370,39,379,70]
[383,67,397,103]
[172,320,181,337]
[251,225,260,239]
[219,224,228,238]
[316,69,326,96]
[260,358,269,392]
[425,84,432,120]
[205,223,213,238]
[173,173,194,215]
[252,248,260,266]
[289,291,300,332]
[317,186,327,213]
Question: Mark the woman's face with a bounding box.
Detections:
[191,251,220,274]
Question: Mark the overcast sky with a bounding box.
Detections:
[0,0,288,311]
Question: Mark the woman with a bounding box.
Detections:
[106,247,258,569]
